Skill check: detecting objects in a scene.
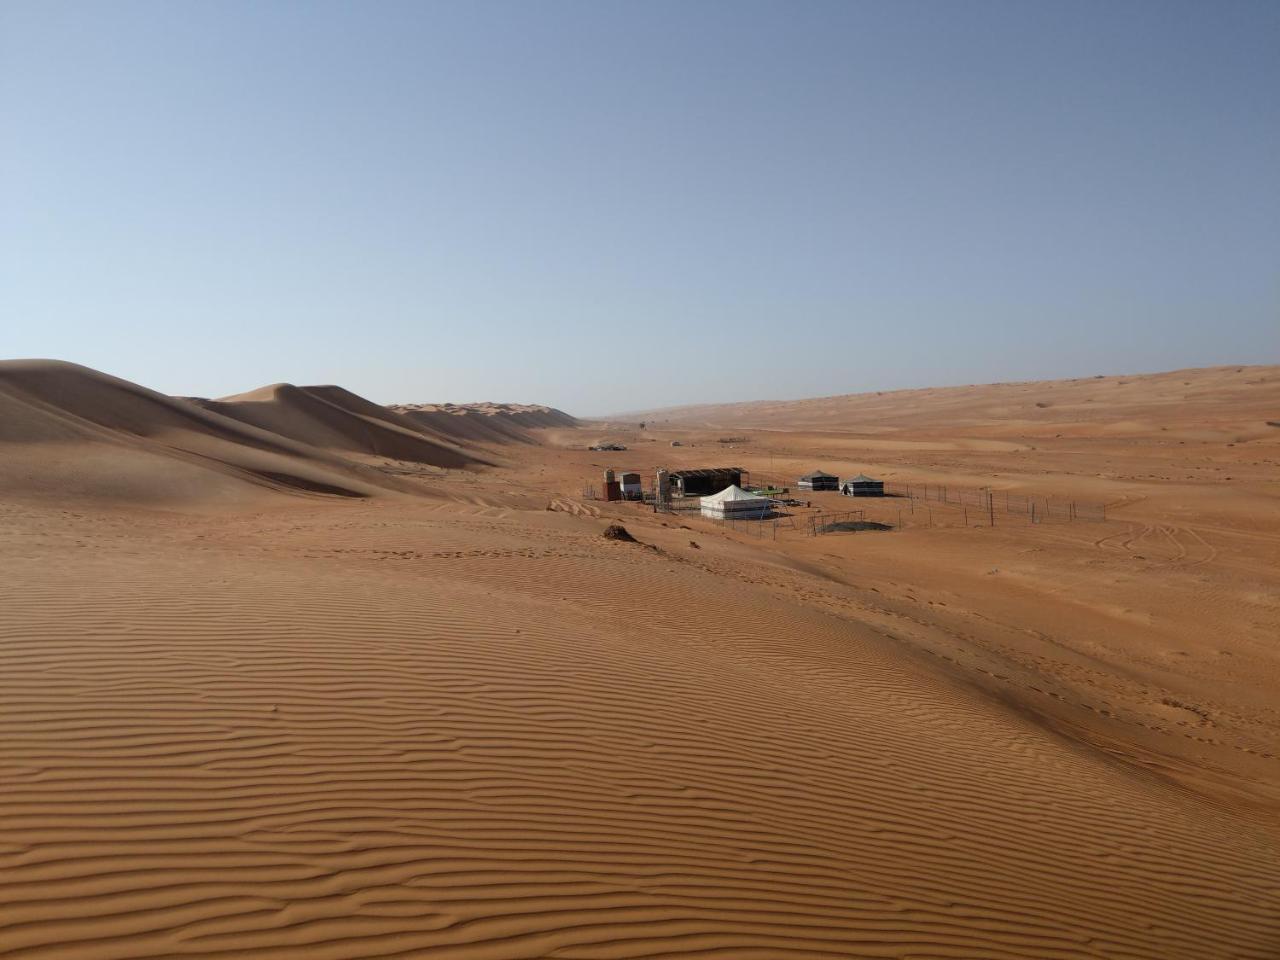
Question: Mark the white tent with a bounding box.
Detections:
[700,484,770,519]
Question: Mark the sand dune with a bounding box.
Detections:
[0,363,576,507]
[197,384,485,470]
[391,401,578,447]
[2,361,1278,958]
[627,365,1280,440]
[1,498,1277,959]
[0,361,411,504]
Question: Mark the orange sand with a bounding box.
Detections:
[1,360,1277,959]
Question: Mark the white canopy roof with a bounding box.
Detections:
[701,484,764,504]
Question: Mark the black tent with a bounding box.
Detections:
[842,474,884,497]
[798,470,839,491]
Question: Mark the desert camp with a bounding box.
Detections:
[4,3,1279,959]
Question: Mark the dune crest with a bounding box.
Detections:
[0,362,568,505]
[195,383,485,469]
[624,364,1280,441]
[0,360,414,503]
[390,401,578,446]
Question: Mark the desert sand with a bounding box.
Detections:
[1,360,1278,959]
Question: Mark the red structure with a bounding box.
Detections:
[603,469,621,502]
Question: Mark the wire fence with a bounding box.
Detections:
[807,510,895,535]
[882,481,1105,523]
[709,514,800,539]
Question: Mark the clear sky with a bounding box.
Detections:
[3,0,1277,414]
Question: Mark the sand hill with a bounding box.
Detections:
[626,364,1280,440]
[391,401,578,446]
[0,360,409,504]
[195,384,484,470]
[1,361,1277,959]
[0,362,577,507]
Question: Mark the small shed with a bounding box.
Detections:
[700,485,769,520]
[619,471,642,500]
[842,474,885,497]
[798,470,839,491]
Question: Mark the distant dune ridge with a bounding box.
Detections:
[192,384,484,470]
[0,360,574,504]
[623,364,1280,441]
[390,401,578,446]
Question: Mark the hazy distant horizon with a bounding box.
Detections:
[7,355,1275,421]
[591,360,1277,420]
[4,0,1277,414]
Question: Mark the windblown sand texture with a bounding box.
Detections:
[1,361,1278,959]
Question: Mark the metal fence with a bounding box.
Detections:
[807,510,894,535]
[709,514,800,539]
[882,481,1105,523]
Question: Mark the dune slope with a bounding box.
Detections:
[391,401,578,447]
[0,498,1276,959]
[196,384,486,469]
[0,361,417,503]
[628,364,1280,439]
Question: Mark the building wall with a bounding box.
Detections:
[677,472,742,496]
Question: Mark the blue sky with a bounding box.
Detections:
[2,0,1277,414]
